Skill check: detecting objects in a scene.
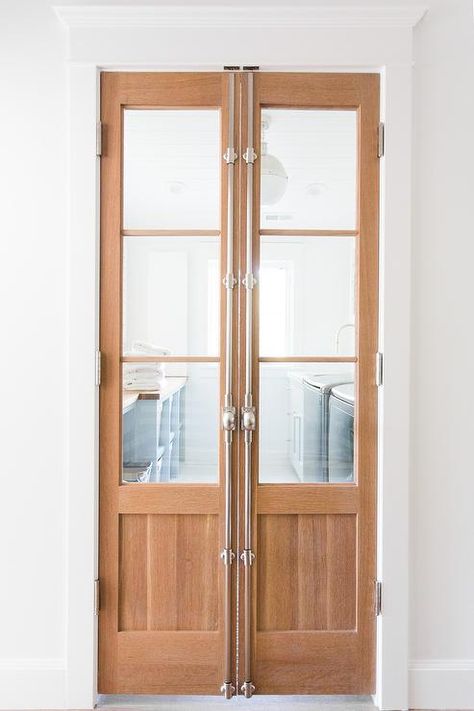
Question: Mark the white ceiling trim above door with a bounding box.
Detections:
[54,4,427,30]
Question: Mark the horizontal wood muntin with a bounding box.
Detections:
[123,229,221,237]
[119,484,220,514]
[259,355,357,363]
[257,484,359,514]
[260,229,358,237]
[121,355,220,363]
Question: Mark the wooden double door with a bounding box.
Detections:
[99,70,379,697]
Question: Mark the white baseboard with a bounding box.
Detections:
[409,659,474,710]
[0,659,66,710]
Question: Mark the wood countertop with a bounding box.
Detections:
[122,377,187,413]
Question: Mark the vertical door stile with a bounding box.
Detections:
[240,71,257,699]
[220,70,237,700]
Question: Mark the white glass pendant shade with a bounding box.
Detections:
[261,152,288,206]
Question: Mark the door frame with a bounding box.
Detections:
[59,5,425,709]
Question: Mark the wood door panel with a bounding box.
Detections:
[117,631,220,693]
[257,514,357,631]
[255,631,361,694]
[118,513,219,632]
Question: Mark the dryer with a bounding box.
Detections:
[328,383,355,482]
[302,374,353,482]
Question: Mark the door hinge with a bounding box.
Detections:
[96,121,103,157]
[94,579,100,615]
[95,349,102,386]
[377,122,385,158]
[375,351,383,387]
[375,580,382,616]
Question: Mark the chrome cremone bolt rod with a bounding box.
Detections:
[220,70,237,702]
[240,70,256,700]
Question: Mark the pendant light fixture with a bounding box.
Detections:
[260,115,288,205]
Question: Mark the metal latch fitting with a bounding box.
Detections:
[241,406,256,431]
[222,406,237,431]
[223,147,238,165]
[243,147,257,164]
[241,681,256,698]
[221,681,236,699]
[240,549,255,566]
[220,548,235,566]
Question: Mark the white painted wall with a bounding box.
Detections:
[0,1,473,709]
[409,0,474,706]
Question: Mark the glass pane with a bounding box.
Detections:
[260,109,357,230]
[259,363,355,483]
[123,236,220,356]
[122,362,219,483]
[124,110,220,229]
[259,236,355,357]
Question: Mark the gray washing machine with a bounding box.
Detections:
[328,383,355,482]
[302,374,353,482]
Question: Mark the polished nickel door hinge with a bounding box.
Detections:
[375,351,383,387]
[96,121,103,157]
[377,122,385,158]
[94,579,100,615]
[95,349,102,386]
[375,580,382,616]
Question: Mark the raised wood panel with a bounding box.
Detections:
[117,631,220,693]
[257,514,357,631]
[119,513,219,632]
[257,484,358,514]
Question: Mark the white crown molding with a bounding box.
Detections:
[54,5,428,30]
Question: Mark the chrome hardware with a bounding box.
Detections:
[375,351,384,387]
[94,579,100,615]
[377,122,385,158]
[243,65,260,71]
[96,121,102,157]
[240,549,255,567]
[242,70,255,693]
[223,147,238,165]
[241,681,255,698]
[242,273,256,289]
[243,147,257,164]
[222,406,237,432]
[221,681,236,699]
[223,273,237,289]
[95,349,102,386]
[375,580,383,616]
[224,65,240,71]
[220,548,235,566]
[222,72,236,698]
[241,406,256,432]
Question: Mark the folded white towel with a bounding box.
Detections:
[130,340,172,356]
[125,364,164,377]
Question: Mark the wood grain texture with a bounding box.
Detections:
[99,71,228,695]
[257,514,357,632]
[250,71,380,694]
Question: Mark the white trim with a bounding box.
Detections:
[63,13,415,711]
[0,660,66,710]
[55,5,427,30]
[409,659,474,710]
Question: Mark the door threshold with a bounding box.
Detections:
[98,695,375,709]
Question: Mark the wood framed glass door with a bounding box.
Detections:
[239,72,379,696]
[99,70,379,697]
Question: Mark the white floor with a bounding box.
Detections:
[99,696,375,711]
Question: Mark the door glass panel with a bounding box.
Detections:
[259,236,355,357]
[123,236,220,356]
[260,109,357,230]
[124,109,220,229]
[122,362,219,483]
[259,363,355,483]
